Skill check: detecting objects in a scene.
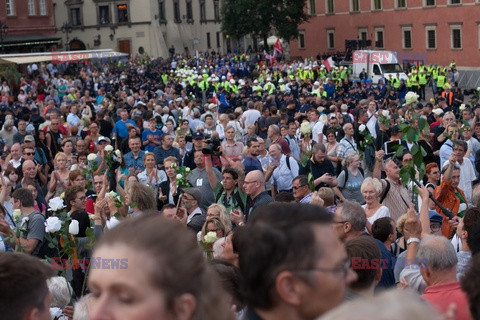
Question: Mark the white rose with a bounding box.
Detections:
[185,167,191,173]
[107,191,117,198]
[171,163,177,169]
[459,104,466,111]
[48,197,65,212]
[106,216,121,229]
[87,153,97,161]
[204,231,218,244]
[477,87,480,92]
[359,124,366,132]
[176,174,183,180]
[104,145,114,152]
[405,91,419,105]
[45,216,62,233]
[13,209,22,221]
[382,110,390,117]
[68,220,79,235]
[115,149,122,157]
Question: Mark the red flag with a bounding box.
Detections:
[212,91,218,105]
[274,38,283,55]
[323,57,334,72]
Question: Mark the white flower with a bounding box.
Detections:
[185,167,191,173]
[405,91,419,105]
[115,149,122,157]
[176,174,183,180]
[107,191,117,198]
[104,145,114,152]
[87,153,97,161]
[477,87,480,92]
[48,197,65,212]
[13,209,22,221]
[171,163,177,169]
[382,110,390,117]
[106,216,121,229]
[459,104,466,111]
[204,231,218,244]
[45,217,62,233]
[359,124,366,132]
[68,220,79,235]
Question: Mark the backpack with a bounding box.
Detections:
[32,212,61,260]
[379,179,391,204]
[339,167,364,189]
[215,187,246,213]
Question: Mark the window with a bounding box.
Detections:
[372,0,382,10]
[358,28,368,41]
[424,0,435,6]
[326,0,334,14]
[351,0,360,12]
[6,0,15,16]
[40,0,47,15]
[117,4,128,23]
[186,0,193,21]
[449,0,461,4]
[173,0,181,22]
[396,0,406,8]
[298,31,305,49]
[99,5,110,25]
[158,0,166,21]
[308,0,316,14]
[207,32,211,49]
[375,28,384,48]
[71,8,82,26]
[402,27,412,49]
[451,25,462,49]
[425,26,436,49]
[327,30,335,49]
[200,0,206,21]
[214,1,220,20]
[28,0,35,16]
[216,32,221,48]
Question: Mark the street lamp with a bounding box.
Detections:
[60,22,73,51]
[0,22,8,54]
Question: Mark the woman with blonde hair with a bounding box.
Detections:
[47,152,70,200]
[361,177,391,233]
[334,152,364,204]
[206,203,232,234]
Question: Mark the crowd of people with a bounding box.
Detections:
[0,51,479,320]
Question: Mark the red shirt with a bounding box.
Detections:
[422,282,471,320]
[273,137,291,155]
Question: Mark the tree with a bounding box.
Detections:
[221,0,310,50]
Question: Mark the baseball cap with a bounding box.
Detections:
[24,135,35,142]
[192,132,204,140]
[432,108,444,116]
[96,136,110,144]
[429,210,443,224]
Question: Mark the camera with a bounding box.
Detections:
[202,137,221,155]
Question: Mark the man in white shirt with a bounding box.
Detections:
[67,105,81,128]
[442,140,475,204]
[241,101,261,128]
[267,143,299,195]
[308,108,324,143]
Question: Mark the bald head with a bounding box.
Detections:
[22,160,37,179]
[244,170,265,198]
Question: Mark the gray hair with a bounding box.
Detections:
[342,122,353,131]
[338,200,367,231]
[342,152,358,168]
[269,124,280,135]
[73,294,92,320]
[416,235,458,271]
[47,276,73,308]
[361,177,383,196]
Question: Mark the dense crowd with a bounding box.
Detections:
[0,52,479,320]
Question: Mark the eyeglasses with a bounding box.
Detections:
[294,260,351,276]
[182,196,195,201]
[76,196,86,201]
[23,152,34,156]
[293,184,307,190]
[243,180,258,185]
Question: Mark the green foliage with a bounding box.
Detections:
[0,64,21,89]
[221,0,310,41]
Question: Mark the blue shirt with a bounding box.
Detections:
[242,156,263,174]
[142,129,163,152]
[113,119,137,139]
[124,150,145,171]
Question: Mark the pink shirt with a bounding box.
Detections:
[422,282,471,320]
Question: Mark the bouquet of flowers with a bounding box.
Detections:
[358,124,374,152]
[4,209,30,252]
[171,162,191,189]
[104,146,122,171]
[200,231,218,260]
[378,110,391,129]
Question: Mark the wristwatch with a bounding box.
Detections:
[407,237,420,245]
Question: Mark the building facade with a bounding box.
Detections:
[53,0,225,57]
[0,0,59,53]
[290,0,480,67]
